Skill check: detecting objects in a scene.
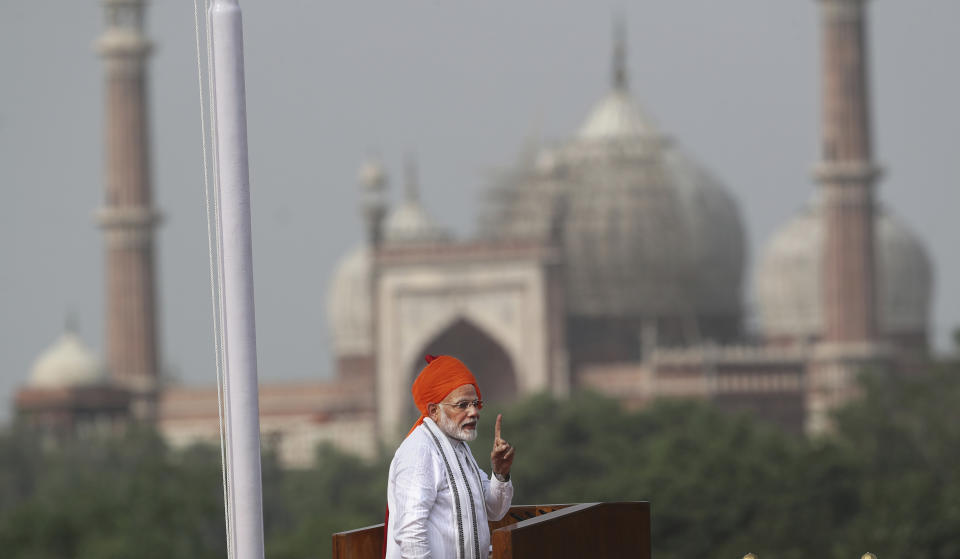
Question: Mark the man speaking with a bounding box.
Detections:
[385,355,515,559]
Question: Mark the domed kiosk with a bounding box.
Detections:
[16,327,130,438]
[28,330,109,389]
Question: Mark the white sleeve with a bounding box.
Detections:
[480,468,514,522]
[390,444,441,559]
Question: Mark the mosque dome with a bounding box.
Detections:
[664,147,746,315]
[479,42,745,322]
[29,330,108,389]
[755,197,933,341]
[327,246,373,356]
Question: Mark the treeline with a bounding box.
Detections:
[2,350,959,559]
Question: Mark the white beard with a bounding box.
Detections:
[437,410,478,442]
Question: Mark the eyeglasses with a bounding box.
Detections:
[437,399,484,411]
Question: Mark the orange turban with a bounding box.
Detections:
[408,355,481,437]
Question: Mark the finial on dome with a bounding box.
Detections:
[612,15,628,91]
[64,312,79,334]
[403,153,421,203]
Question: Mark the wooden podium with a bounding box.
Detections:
[332,501,651,558]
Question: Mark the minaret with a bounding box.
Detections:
[807,0,887,434]
[358,156,388,247]
[816,0,880,343]
[95,0,162,420]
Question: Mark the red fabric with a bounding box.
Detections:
[406,355,481,437]
[382,506,389,559]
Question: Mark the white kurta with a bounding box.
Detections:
[386,419,514,559]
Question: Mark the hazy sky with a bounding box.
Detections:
[1,1,957,421]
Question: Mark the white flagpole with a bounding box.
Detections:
[209,1,265,558]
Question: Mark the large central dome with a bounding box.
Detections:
[479,41,745,334]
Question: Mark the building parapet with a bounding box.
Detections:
[650,343,810,366]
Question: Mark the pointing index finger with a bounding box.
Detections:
[495,414,502,442]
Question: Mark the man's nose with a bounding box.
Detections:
[466,406,479,418]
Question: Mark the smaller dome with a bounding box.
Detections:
[29,331,108,389]
[327,246,373,357]
[755,206,822,338]
[876,213,934,334]
[755,196,933,341]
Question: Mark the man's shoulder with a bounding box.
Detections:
[392,425,436,460]
[389,425,443,479]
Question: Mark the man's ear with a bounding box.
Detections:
[427,403,438,419]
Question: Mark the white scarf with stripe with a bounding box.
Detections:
[422,417,485,559]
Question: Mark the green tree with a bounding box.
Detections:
[0,421,45,512]
[265,444,389,559]
[830,358,960,558]
[474,392,856,559]
[3,342,960,559]
[0,425,227,559]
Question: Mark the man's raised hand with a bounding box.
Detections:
[490,414,515,478]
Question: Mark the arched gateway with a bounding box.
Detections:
[374,240,570,442]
